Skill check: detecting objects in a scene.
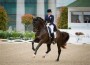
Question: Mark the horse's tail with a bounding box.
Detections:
[61,32,69,49]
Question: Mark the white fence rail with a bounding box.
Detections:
[60,29,90,44]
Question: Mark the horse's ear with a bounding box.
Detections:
[32,16,36,20]
[36,17,43,21]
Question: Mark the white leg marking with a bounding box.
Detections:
[54,32,56,38]
[33,54,36,58]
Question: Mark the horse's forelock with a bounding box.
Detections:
[36,17,45,24]
[33,17,46,28]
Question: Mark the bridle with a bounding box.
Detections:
[33,17,46,32]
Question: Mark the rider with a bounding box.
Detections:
[45,9,57,43]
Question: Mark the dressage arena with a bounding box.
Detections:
[0,42,90,65]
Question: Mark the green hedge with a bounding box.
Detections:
[23,31,35,40]
[9,31,23,39]
[0,30,10,39]
[0,30,35,40]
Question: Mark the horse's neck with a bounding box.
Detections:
[36,22,47,35]
[37,25,47,35]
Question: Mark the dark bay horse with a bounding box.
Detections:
[32,17,69,61]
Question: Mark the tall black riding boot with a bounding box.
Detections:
[53,24,57,32]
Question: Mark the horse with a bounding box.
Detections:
[32,17,69,61]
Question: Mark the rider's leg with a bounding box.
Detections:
[49,24,56,44]
[53,23,57,31]
[49,25,54,42]
[51,33,54,42]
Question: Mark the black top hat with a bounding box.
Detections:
[47,9,52,12]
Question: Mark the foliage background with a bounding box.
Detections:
[22,14,33,25]
[0,6,8,31]
[22,14,33,31]
[57,7,68,29]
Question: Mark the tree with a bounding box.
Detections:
[0,6,8,31]
[22,14,33,24]
[21,14,33,31]
[57,7,68,29]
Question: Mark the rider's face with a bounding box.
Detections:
[47,12,52,15]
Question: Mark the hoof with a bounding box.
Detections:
[42,53,47,58]
[42,56,45,58]
[33,54,36,58]
[56,59,59,61]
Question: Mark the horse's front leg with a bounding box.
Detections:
[43,43,51,58]
[33,40,44,58]
[32,40,35,51]
[32,38,39,51]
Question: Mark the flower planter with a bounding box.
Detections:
[75,32,84,43]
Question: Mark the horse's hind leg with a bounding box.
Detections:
[56,43,61,61]
[43,44,51,58]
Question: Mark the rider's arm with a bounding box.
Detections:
[50,15,54,24]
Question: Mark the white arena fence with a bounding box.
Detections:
[59,29,90,44]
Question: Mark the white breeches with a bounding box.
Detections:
[46,23,54,33]
[46,23,56,38]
